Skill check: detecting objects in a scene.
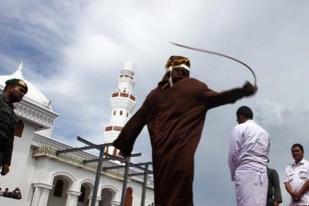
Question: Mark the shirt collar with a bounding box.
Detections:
[292,158,306,166]
[243,119,254,124]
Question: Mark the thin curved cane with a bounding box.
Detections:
[169,42,257,87]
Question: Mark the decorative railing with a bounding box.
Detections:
[33,145,89,169]
[112,92,135,101]
[104,126,123,132]
[15,101,58,129]
[119,74,134,80]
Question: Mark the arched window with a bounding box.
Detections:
[126,113,129,117]
[120,110,123,115]
[113,111,116,115]
[100,188,113,206]
[78,185,86,202]
[53,179,64,197]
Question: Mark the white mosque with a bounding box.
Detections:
[0,62,154,206]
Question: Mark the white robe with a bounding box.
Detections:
[228,120,270,206]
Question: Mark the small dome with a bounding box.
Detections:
[0,63,53,110]
[121,61,135,75]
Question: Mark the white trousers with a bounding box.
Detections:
[234,168,268,206]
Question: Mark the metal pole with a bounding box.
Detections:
[91,146,104,206]
[120,157,130,206]
[141,164,149,206]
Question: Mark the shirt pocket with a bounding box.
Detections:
[299,169,309,180]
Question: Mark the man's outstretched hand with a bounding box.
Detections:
[1,165,10,176]
[242,81,257,96]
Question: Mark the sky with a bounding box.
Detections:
[1,0,309,205]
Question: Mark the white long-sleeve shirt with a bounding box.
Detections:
[228,120,270,181]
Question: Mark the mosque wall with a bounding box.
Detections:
[0,121,38,206]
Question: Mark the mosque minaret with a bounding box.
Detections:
[103,61,136,155]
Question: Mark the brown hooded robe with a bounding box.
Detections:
[113,68,253,206]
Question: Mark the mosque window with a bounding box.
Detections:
[78,185,86,202]
[113,111,116,115]
[126,113,129,117]
[113,148,118,156]
[120,110,123,115]
[104,146,108,153]
[53,180,64,197]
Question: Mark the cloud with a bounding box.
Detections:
[255,99,309,142]
[255,99,285,127]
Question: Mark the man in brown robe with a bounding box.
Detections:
[113,55,257,206]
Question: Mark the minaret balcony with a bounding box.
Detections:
[105,125,123,132]
[119,74,134,80]
[112,92,136,101]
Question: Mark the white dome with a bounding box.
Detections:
[0,63,53,110]
[122,61,135,74]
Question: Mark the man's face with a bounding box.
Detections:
[292,146,304,163]
[237,115,241,124]
[8,85,26,103]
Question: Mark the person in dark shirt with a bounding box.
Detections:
[267,167,282,206]
[11,187,22,199]
[2,188,11,197]
[113,56,257,206]
[0,78,28,176]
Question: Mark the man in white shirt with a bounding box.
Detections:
[284,143,309,206]
[228,106,270,206]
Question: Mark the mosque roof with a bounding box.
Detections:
[0,62,53,111]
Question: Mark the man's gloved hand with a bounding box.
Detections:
[242,81,257,96]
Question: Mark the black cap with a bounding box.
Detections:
[5,78,28,93]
